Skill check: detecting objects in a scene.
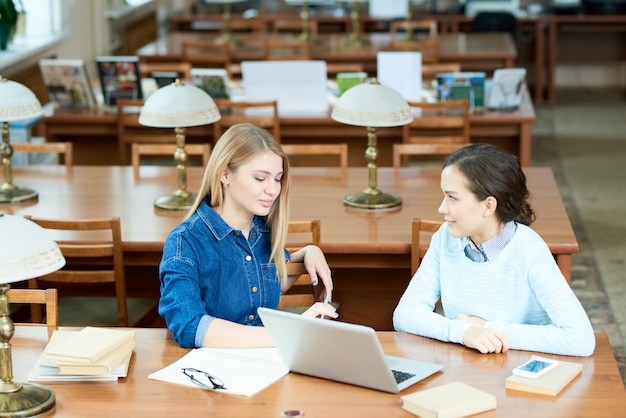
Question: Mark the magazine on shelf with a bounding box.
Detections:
[95,55,143,106]
[190,68,230,99]
[38,59,97,108]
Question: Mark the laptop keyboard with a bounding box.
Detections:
[392,369,416,384]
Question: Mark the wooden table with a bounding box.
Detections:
[136,31,518,73]
[37,85,535,167]
[546,15,626,104]
[11,327,626,417]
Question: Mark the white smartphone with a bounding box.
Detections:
[511,356,559,379]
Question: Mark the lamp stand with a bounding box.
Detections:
[0,121,38,204]
[215,3,234,45]
[0,284,55,416]
[344,2,368,46]
[154,127,197,211]
[344,127,402,210]
[298,1,311,42]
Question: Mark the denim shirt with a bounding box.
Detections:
[158,198,284,348]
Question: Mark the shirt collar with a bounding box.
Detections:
[461,221,516,262]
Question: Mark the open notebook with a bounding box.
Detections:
[258,307,443,393]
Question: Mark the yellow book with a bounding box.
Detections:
[400,381,497,418]
[56,338,135,375]
[40,327,135,365]
[505,357,583,396]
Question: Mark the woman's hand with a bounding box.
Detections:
[457,314,509,354]
[301,301,338,319]
[291,245,333,302]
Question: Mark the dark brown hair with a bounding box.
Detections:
[443,144,535,225]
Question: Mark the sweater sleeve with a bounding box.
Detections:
[393,226,472,343]
[484,231,596,356]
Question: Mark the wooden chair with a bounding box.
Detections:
[131,143,211,180]
[411,218,442,275]
[23,215,157,327]
[422,63,461,80]
[279,220,322,311]
[387,36,439,64]
[398,99,470,170]
[7,288,58,339]
[139,62,192,82]
[272,19,318,38]
[326,63,365,79]
[117,98,176,164]
[11,142,73,167]
[282,144,349,184]
[393,143,467,182]
[181,40,231,74]
[213,99,281,142]
[264,38,313,61]
[390,19,438,41]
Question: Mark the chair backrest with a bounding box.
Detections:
[264,38,313,61]
[7,288,58,339]
[181,40,231,71]
[272,19,318,38]
[117,98,175,164]
[403,99,470,145]
[472,12,517,35]
[393,143,467,182]
[11,142,73,167]
[390,19,438,40]
[282,144,349,184]
[411,218,442,275]
[387,36,439,64]
[213,99,281,142]
[139,62,193,82]
[23,215,129,327]
[131,143,211,180]
[326,62,365,79]
[422,63,461,80]
[279,219,322,310]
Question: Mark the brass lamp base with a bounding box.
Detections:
[0,185,38,204]
[0,383,55,417]
[343,188,402,210]
[154,190,197,211]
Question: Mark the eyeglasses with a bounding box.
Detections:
[181,367,226,390]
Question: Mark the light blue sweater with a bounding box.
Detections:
[393,223,596,356]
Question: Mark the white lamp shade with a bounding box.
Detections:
[331,81,413,128]
[138,82,221,128]
[0,214,66,284]
[0,78,43,122]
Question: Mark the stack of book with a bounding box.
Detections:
[28,327,135,382]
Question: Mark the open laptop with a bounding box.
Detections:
[257,307,443,393]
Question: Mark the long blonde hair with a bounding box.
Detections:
[187,123,291,284]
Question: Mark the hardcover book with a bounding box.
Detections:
[95,55,143,106]
[38,58,97,108]
[505,356,583,396]
[401,381,497,418]
[190,68,230,99]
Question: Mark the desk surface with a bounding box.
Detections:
[5,165,576,276]
[11,327,626,417]
[136,32,517,70]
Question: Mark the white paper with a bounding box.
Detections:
[377,51,422,102]
[148,347,289,397]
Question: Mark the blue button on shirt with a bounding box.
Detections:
[159,199,286,348]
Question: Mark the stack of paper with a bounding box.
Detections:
[149,347,289,397]
[28,327,135,382]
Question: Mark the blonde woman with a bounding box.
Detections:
[160,123,336,348]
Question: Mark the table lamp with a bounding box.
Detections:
[344,0,369,45]
[138,79,221,211]
[0,76,43,204]
[331,78,413,210]
[0,213,66,416]
[204,0,246,45]
[285,0,312,42]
